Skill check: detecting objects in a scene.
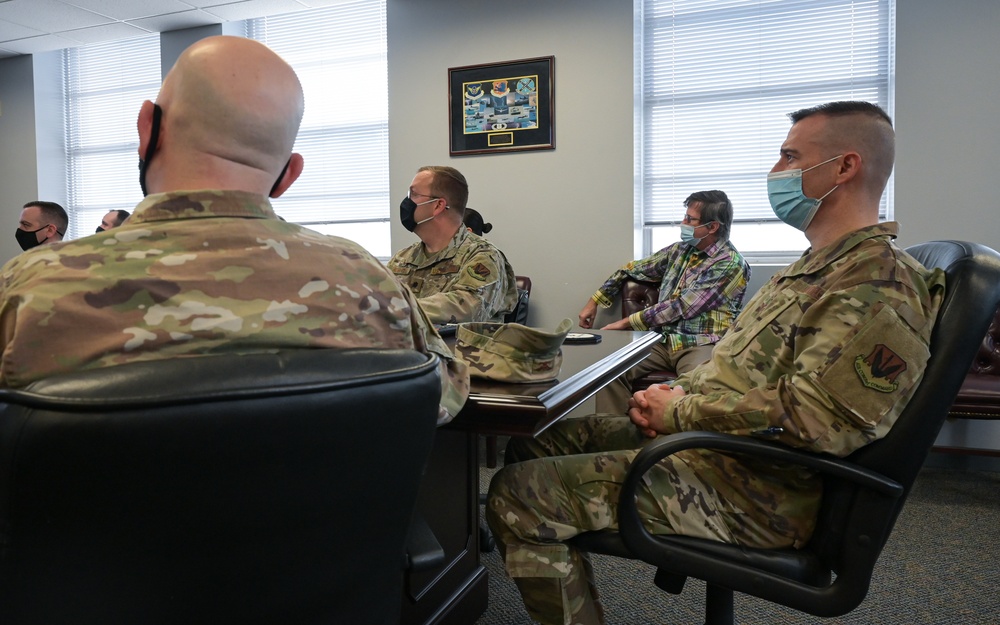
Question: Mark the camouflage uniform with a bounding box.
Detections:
[486,222,946,625]
[0,190,469,423]
[387,227,518,324]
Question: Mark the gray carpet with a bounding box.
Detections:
[476,445,1000,624]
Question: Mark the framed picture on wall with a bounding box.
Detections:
[448,56,555,156]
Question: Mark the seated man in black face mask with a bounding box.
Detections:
[16,201,67,251]
[388,166,518,324]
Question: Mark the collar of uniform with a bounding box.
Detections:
[413,224,468,266]
[783,222,900,278]
[130,190,277,224]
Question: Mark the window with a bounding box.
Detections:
[63,35,161,239]
[245,0,390,258]
[636,0,895,261]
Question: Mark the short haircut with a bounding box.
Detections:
[788,101,895,198]
[685,190,733,241]
[788,100,892,126]
[418,165,469,216]
[112,209,131,226]
[463,208,492,236]
[24,201,68,235]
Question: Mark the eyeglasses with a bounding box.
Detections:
[681,214,702,225]
[408,190,439,201]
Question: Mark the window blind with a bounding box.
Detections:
[638,0,894,252]
[62,35,161,239]
[245,1,390,255]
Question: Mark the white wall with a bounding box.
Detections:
[387,0,635,331]
[895,0,1000,451]
[0,55,39,263]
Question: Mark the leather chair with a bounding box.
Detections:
[946,302,1000,421]
[0,348,441,625]
[572,241,1000,625]
[503,275,532,325]
[621,279,676,388]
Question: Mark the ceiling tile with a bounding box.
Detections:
[128,9,221,33]
[2,33,80,54]
[0,18,43,40]
[202,0,308,22]
[0,0,112,32]
[61,0,195,21]
[60,21,152,45]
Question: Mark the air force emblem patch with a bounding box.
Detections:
[854,344,907,393]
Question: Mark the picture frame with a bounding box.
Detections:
[448,56,555,156]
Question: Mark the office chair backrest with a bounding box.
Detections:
[0,348,441,625]
[504,275,532,324]
[809,240,1000,599]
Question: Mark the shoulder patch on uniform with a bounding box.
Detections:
[468,262,492,281]
[854,344,907,393]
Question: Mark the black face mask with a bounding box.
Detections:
[399,196,419,232]
[96,226,106,233]
[399,196,440,232]
[138,103,163,197]
[15,226,47,251]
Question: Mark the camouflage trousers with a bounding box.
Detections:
[485,415,743,625]
[593,343,714,415]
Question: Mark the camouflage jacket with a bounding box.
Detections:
[660,222,946,547]
[0,190,469,423]
[387,227,518,324]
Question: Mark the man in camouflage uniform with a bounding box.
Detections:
[388,166,518,324]
[0,36,469,423]
[486,101,946,624]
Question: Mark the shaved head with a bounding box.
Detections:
[147,36,304,193]
[789,102,895,201]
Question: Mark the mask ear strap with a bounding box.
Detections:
[270,158,291,197]
[144,104,162,163]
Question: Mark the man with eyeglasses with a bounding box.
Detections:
[388,165,518,324]
[578,189,750,414]
[15,201,67,251]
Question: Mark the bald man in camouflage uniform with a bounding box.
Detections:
[388,166,518,324]
[0,36,468,423]
[486,102,946,624]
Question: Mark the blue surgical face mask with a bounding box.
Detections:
[680,222,714,246]
[766,155,842,231]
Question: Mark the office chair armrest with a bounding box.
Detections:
[616,431,903,561]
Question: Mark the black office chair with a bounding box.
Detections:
[0,349,441,625]
[503,275,532,325]
[572,240,1000,624]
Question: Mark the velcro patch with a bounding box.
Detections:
[468,262,492,281]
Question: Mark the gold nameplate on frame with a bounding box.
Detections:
[488,132,514,147]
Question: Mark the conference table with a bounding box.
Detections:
[399,329,660,625]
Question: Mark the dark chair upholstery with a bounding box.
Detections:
[572,241,1000,624]
[621,279,676,388]
[503,275,532,325]
[947,302,1000,420]
[0,349,441,625]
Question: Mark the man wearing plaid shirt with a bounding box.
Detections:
[578,190,751,414]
